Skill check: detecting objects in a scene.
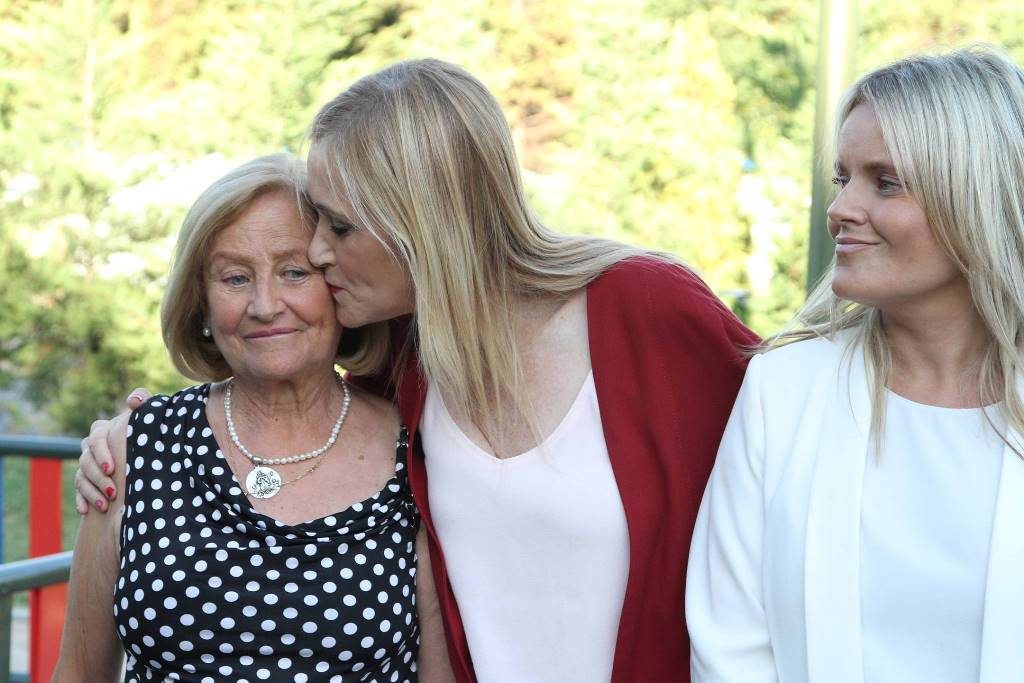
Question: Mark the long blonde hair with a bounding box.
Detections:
[768,46,1024,447]
[310,59,664,429]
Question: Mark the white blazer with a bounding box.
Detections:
[685,333,1024,683]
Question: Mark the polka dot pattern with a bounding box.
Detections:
[114,385,420,682]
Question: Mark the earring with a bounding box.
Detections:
[202,325,211,338]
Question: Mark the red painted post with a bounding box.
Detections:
[29,458,65,682]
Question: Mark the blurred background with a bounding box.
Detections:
[1,0,1023,557]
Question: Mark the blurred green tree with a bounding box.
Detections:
[1,0,1021,432]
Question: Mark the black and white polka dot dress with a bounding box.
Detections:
[113,385,420,682]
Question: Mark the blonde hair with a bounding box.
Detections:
[163,153,384,381]
[310,59,665,430]
[768,46,1024,447]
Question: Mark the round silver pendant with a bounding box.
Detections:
[245,466,282,499]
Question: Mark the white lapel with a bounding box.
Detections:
[978,404,1024,682]
[804,343,870,683]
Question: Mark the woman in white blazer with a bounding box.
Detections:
[687,47,1024,683]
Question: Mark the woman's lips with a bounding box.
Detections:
[244,328,296,339]
[835,243,875,254]
[834,237,879,255]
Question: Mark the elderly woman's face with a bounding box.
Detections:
[205,190,342,383]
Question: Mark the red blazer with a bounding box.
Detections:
[353,257,757,682]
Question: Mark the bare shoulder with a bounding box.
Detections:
[349,383,400,423]
[329,384,404,493]
[346,383,403,446]
[548,288,589,337]
[524,289,590,371]
[561,287,588,319]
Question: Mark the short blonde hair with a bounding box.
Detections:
[310,59,662,430]
[769,46,1024,448]
[162,153,381,381]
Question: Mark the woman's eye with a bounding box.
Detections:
[223,274,249,286]
[831,175,849,187]
[329,220,353,236]
[283,268,307,280]
[878,177,903,193]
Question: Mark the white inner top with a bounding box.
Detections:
[860,393,1006,683]
[420,371,630,683]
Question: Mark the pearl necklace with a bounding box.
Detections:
[223,373,350,499]
[224,372,349,465]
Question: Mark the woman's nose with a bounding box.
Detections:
[248,279,285,321]
[826,183,868,236]
[308,224,333,269]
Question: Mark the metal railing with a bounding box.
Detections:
[0,553,72,683]
[0,435,80,458]
[0,435,80,683]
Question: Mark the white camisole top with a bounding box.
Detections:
[419,371,630,682]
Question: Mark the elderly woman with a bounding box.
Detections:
[686,47,1024,682]
[55,154,452,681]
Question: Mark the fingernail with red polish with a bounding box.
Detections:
[101,462,110,474]
[94,499,104,511]
[105,487,116,500]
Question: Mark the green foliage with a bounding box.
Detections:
[0,0,1019,433]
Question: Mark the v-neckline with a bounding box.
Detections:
[430,370,595,464]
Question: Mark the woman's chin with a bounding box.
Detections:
[830,277,875,308]
[232,362,336,386]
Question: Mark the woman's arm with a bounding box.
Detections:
[54,416,129,682]
[415,525,456,682]
[685,354,778,682]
